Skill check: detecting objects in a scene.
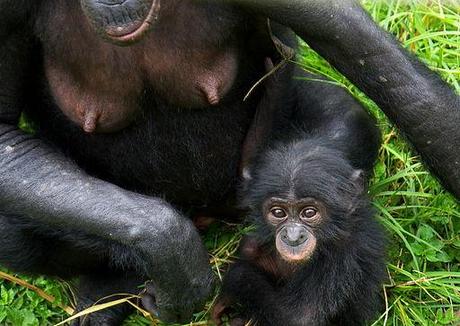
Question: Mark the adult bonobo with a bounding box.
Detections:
[0,1,457,326]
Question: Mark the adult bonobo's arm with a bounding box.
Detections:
[0,5,213,323]
[227,0,460,199]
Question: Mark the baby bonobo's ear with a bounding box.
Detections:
[351,169,365,194]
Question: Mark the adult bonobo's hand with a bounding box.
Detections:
[132,202,216,323]
[223,0,460,199]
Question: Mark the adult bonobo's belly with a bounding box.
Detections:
[30,91,258,207]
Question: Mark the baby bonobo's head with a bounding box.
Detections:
[241,138,369,264]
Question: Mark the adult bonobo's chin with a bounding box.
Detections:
[80,0,161,45]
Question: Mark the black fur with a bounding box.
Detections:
[228,0,460,198]
[218,138,385,325]
[212,60,384,325]
[0,0,455,325]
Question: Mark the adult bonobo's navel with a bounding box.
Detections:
[80,0,161,45]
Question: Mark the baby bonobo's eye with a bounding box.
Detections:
[300,207,318,220]
[270,207,287,219]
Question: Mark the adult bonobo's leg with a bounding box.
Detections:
[0,3,213,324]
[226,0,460,199]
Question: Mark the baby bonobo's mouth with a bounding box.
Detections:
[80,0,161,45]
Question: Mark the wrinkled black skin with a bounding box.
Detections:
[0,0,454,325]
[218,62,384,326]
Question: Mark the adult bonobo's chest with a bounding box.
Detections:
[28,0,268,207]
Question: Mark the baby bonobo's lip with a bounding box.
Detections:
[81,0,161,45]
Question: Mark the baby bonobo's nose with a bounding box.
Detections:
[280,224,309,247]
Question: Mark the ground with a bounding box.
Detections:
[0,1,459,325]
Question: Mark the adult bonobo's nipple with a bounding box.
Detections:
[83,108,99,133]
[198,76,223,106]
[78,100,139,133]
[46,58,143,134]
[195,50,238,107]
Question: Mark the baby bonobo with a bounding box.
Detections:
[213,135,386,325]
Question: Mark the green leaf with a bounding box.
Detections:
[435,251,452,263]
[0,310,7,323]
[21,309,39,326]
[0,285,8,305]
[374,161,386,179]
[452,239,460,248]
[429,214,450,224]
[418,225,434,240]
[426,250,439,262]
[411,242,425,256]
[430,239,445,251]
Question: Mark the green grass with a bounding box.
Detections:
[1,1,459,325]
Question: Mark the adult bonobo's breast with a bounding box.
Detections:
[28,0,268,206]
[32,91,259,207]
[34,0,253,133]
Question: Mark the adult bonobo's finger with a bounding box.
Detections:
[225,0,460,200]
[80,0,161,44]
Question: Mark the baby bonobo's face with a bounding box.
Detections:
[263,197,326,263]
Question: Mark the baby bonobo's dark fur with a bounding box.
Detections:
[213,63,385,325]
[214,139,385,326]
